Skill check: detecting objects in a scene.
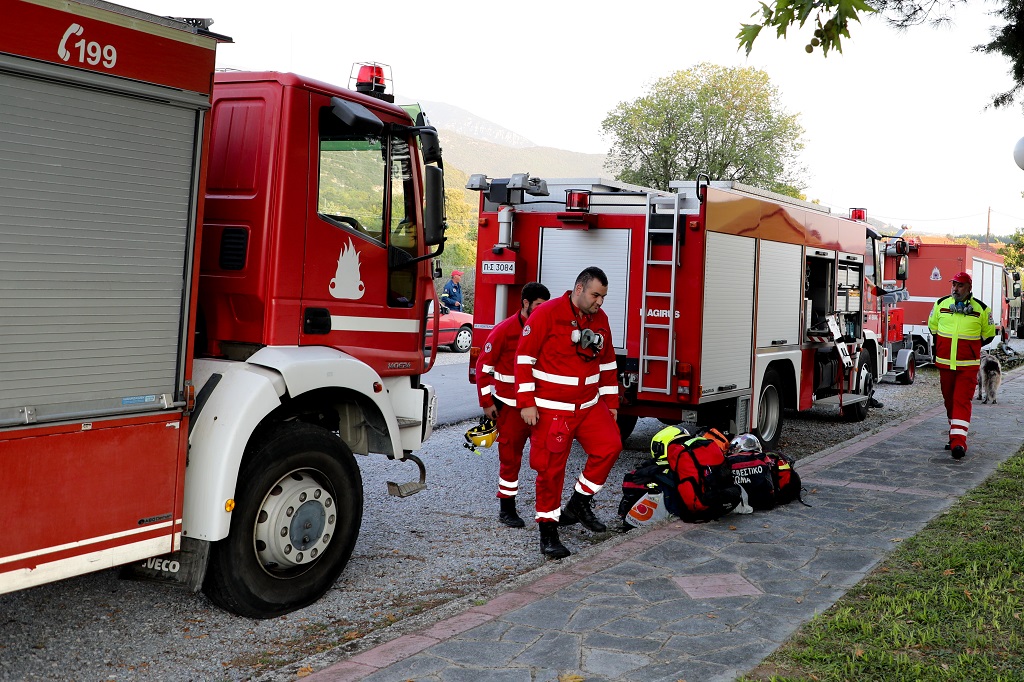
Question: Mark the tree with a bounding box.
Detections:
[1000,227,1024,268]
[601,63,805,195]
[737,0,1024,107]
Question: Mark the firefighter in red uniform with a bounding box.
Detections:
[927,271,996,459]
[476,282,551,528]
[516,267,622,559]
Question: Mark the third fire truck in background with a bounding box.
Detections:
[466,175,909,448]
[883,240,1015,356]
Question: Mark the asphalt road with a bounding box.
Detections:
[426,348,478,426]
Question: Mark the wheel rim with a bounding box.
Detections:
[455,328,472,352]
[758,383,780,442]
[253,469,337,577]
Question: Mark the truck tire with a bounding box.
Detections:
[203,422,363,619]
[912,337,929,360]
[897,358,916,385]
[842,351,875,422]
[756,369,784,451]
[617,413,638,442]
[450,325,472,353]
[1018,324,1024,340]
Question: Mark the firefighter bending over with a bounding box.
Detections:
[927,271,996,460]
[515,267,622,559]
[475,282,551,528]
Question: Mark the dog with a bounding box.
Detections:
[976,352,1002,404]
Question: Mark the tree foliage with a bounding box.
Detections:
[999,227,1024,268]
[738,0,1024,107]
[601,63,806,195]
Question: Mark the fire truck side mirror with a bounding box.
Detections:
[895,254,909,281]
[418,128,442,165]
[424,165,446,247]
[1014,281,1022,298]
[330,96,383,135]
[893,238,909,256]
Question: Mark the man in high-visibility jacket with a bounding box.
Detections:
[927,271,996,459]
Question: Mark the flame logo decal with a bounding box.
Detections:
[329,238,365,300]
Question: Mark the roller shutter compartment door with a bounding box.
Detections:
[538,227,630,352]
[0,71,200,426]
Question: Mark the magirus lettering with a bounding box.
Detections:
[644,309,680,319]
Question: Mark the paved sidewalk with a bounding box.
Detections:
[303,371,1024,682]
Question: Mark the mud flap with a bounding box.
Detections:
[120,537,210,592]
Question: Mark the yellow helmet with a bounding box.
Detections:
[650,425,689,465]
[464,418,498,455]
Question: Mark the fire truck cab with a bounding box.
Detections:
[1,1,445,618]
[467,175,907,449]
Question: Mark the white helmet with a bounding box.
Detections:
[729,433,762,453]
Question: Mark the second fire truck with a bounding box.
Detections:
[466,175,908,448]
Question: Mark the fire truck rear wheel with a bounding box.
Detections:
[203,422,363,619]
[616,413,638,442]
[451,326,473,353]
[756,369,784,451]
[842,352,875,422]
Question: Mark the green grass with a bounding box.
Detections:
[741,447,1024,682]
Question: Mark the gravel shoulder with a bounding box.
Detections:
[1,345,1019,682]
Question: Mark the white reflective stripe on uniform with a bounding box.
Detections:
[575,474,603,495]
[533,369,580,385]
[584,374,600,385]
[535,397,576,411]
[498,478,519,495]
[482,364,495,374]
[517,355,537,364]
[518,383,536,392]
[598,385,617,395]
[535,394,601,411]
[951,419,970,428]
[494,394,517,406]
[494,371,515,383]
[599,361,616,371]
[536,509,560,521]
[950,428,969,437]
[479,386,491,397]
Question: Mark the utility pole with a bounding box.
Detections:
[987,206,992,248]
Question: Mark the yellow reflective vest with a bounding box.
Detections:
[927,295,997,370]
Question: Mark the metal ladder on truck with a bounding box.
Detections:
[638,193,683,394]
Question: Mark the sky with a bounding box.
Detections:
[129,0,1024,237]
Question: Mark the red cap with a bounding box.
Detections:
[452,269,464,277]
[950,271,972,285]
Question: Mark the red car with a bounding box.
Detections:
[428,300,473,352]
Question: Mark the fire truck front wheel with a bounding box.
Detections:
[203,422,363,619]
[756,369,784,451]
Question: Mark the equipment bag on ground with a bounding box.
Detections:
[655,426,740,522]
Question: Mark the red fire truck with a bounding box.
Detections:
[1,0,446,618]
[883,240,1012,358]
[466,175,908,448]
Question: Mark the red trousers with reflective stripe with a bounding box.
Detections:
[528,402,622,521]
[495,402,531,498]
[939,367,977,450]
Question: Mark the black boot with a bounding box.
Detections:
[498,497,525,528]
[562,491,607,533]
[539,522,570,559]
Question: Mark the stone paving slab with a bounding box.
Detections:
[304,372,1024,682]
